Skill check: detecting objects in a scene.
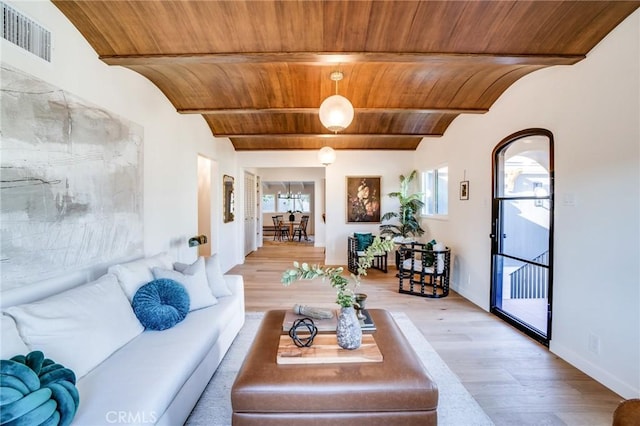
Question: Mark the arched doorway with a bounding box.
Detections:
[491,129,554,345]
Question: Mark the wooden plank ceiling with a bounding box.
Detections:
[53,1,639,151]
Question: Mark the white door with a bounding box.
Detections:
[244,172,257,256]
[197,156,212,257]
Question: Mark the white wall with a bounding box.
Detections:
[414,11,640,398]
[238,151,417,264]
[1,0,240,294]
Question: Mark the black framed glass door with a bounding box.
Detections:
[490,129,554,345]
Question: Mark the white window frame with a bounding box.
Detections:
[421,165,449,218]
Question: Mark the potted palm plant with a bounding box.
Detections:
[379,170,425,243]
[281,236,393,350]
[379,170,425,270]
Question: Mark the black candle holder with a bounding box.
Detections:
[354,293,368,320]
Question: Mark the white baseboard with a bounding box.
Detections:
[551,341,639,399]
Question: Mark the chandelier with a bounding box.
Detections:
[318,71,354,133]
[278,182,302,200]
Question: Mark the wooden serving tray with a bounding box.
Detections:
[276,334,383,364]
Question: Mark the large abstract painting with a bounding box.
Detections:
[0,65,144,291]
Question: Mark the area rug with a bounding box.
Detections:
[185,312,494,426]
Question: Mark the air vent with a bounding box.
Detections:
[2,2,51,62]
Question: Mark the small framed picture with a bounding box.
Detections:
[460,181,469,200]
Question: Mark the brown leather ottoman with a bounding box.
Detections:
[231,309,438,425]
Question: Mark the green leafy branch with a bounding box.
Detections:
[281,236,394,308]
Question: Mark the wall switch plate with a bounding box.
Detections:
[562,193,576,206]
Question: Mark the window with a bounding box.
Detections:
[298,194,311,212]
[261,194,275,212]
[276,195,310,213]
[422,166,448,216]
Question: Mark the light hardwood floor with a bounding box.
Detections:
[229,240,623,426]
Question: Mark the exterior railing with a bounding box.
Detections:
[509,251,549,299]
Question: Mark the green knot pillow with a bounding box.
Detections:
[0,350,79,426]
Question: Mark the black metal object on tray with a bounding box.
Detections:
[288,317,318,347]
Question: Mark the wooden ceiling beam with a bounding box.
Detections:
[101,52,584,67]
[181,107,487,115]
[214,132,443,138]
[229,138,423,150]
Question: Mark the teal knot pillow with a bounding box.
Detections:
[0,350,79,426]
[132,278,190,330]
[354,233,374,251]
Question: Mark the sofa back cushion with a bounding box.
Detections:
[153,257,218,311]
[174,254,232,299]
[4,273,144,379]
[204,254,233,298]
[108,253,173,301]
[1,314,29,359]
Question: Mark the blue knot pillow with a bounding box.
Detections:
[354,233,374,251]
[0,350,79,426]
[132,279,190,330]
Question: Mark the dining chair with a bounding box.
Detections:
[277,216,290,241]
[293,215,309,241]
[271,216,289,241]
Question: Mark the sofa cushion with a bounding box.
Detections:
[433,242,446,273]
[176,254,232,298]
[73,290,243,426]
[1,315,29,359]
[108,253,173,301]
[4,274,143,379]
[132,279,190,330]
[205,254,233,297]
[153,257,218,310]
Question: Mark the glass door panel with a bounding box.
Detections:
[501,199,550,264]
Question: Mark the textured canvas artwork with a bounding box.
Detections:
[0,65,144,291]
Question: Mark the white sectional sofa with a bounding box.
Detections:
[1,253,245,426]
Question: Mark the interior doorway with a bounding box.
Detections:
[244,171,257,256]
[490,129,554,345]
[197,155,212,257]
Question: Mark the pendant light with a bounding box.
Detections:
[318,71,354,133]
[318,146,336,166]
[278,182,302,200]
